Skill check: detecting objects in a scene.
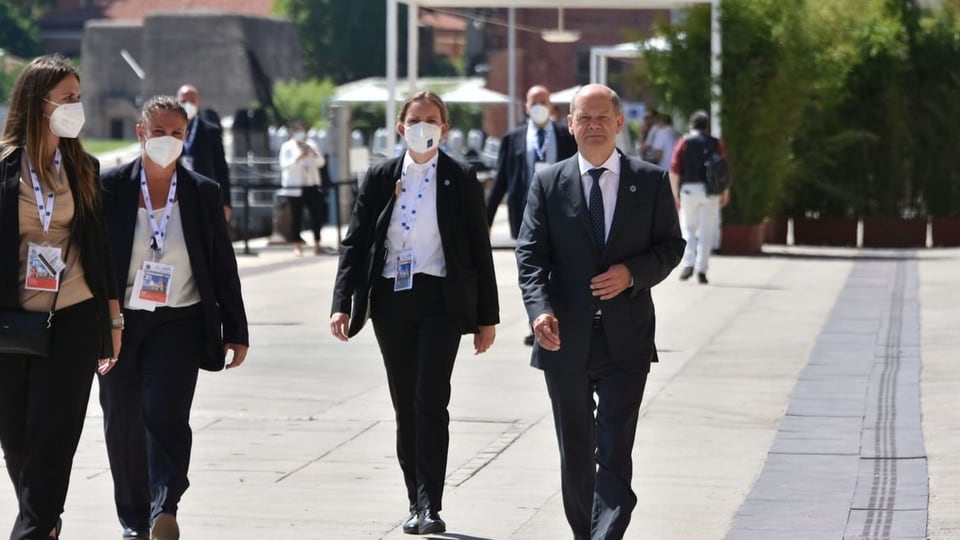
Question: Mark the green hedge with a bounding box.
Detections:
[641,0,960,223]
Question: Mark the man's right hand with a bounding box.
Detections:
[330,312,350,342]
[533,313,560,351]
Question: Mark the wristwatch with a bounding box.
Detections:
[111,314,125,330]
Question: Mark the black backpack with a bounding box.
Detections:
[682,134,731,195]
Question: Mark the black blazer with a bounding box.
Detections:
[0,146,116,358]
[182,117,231,208]
[331,151,499,337]
[100,158,248,371]
[487,121,577,238]
[516,152,685,374]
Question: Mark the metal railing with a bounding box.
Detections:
[227,155,359,255]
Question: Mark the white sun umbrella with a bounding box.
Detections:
[441,85,513,104]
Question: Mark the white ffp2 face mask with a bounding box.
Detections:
[403,122,442,154]
[181,102,198,121]
[144,136,184,168]
[47,101,85,139]
[529,104,550,126]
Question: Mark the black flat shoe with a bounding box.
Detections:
[418,510,446,535]
[401,509,420,534]
[122,527,149,538]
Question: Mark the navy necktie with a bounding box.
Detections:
[535,128,546,162]
[588,167,606,248]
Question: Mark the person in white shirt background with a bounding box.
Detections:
[649,113,679,171]
[279,122,327,256]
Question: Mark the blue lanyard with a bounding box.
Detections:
[27,148,62,236]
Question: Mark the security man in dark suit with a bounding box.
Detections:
[176,84,232,222]
[487,85,577,346]
[330,91,499,536]
[516,84,685,540]
[486,85,577,239]
[98,96,248,540]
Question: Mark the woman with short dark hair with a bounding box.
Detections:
[98,95,249,540]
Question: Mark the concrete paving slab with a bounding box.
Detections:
[1,221,958,539]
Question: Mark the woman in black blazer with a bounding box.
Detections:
[97,96,249,540]
[0,55,120,540]
[330,91,499,535]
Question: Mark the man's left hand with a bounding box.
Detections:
[590,264,633,300]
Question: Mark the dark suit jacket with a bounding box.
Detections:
[331,151,499,337]
[100,159,248,371]
[0,147,116,358]
[487,121,577,238]
[516,151,685,374]
[182,116,231,208]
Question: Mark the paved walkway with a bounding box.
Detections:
[2,214,959,540]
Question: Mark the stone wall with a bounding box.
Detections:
[81,11,302,139]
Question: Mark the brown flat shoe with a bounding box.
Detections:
[150,513,179,540]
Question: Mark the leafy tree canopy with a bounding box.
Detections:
[273,0,406,84]
[0,0,41,59]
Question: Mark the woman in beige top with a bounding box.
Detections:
[0,55,121,540]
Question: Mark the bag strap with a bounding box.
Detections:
[46,240,70,328]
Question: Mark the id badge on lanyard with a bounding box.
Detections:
[128,261,175,311]
[24,242,64,291]
[24,149,65,292]
[392,162,435,292]
[129,168,178,310]
[394,250,414,291]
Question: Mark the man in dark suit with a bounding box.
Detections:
[486,85,577,239]
[176,84,232,221]
[488,85,577,346]
[515,84,685,540]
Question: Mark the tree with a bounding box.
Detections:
[0,0,41,59]
[272,0,407,83]
[273,77,337,129]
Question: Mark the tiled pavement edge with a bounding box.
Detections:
[726,258,927,540]
[1,216,959,539]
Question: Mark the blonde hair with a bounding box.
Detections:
[397,90,448,125]
[0,55,97,213]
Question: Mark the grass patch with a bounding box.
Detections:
[83,138,137,155]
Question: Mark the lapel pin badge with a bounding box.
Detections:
[444,179,451,186]
[629,185,637,193]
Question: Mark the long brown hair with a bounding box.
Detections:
[0,55,97,214]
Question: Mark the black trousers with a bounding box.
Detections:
[289,186,326,243]
[370,274,461,513]
[544,324,649,540]
[99,304,204,533]
[0,299,99,540]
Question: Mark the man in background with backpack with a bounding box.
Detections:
[669,110,730,284]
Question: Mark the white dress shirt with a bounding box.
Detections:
[125,204,201,309]
[577,152,622,242]
[525,120,558,173]
[382,152,446,279]
[278,138,325,197]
